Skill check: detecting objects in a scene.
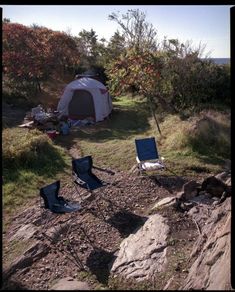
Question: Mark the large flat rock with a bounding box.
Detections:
[151,196,176,210]
[111,214,170,281]
[4,241,49,279]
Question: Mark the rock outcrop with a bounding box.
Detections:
[4,241,50,280]
[181,197,231,290]
[111,214,170,281]
[2,169,231,290]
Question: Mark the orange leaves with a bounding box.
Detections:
[3,22,79,86]
[106,48,164,97]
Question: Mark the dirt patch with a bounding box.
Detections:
[2,169,199,290]
[3,102,229,290]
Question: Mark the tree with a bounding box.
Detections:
[3,23,50,93]
[162,38,208,59]
[106,10,230,127]
[106,31,126,61]
[159,38,230,111]
[75,29,99,67]
[74,29,110,83]
[106,48,167,134]
[108,9,159,52]
[3,18,11,23]
[46,30,79,74]
[3,22,79,95]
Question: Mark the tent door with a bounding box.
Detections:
[68,89,96,120]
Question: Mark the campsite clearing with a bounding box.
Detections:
[2,94,231,290]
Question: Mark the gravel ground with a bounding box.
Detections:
[2,104,202,290]
[2,168,200,290]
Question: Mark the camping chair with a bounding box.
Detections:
[135,137,165,176]
[72,156,117,218]
[40,180,82,214]
[39,180,82,242]
[39,180,88,269]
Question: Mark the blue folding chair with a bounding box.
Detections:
[72,156,116,216]
[40,180,82,213]
[39,181,88,269]
[135,137,165,175]
[72,156,107,192]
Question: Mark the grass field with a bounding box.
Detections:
[2,95,231,218]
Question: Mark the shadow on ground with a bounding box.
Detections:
[54,102,151,152]
[106,210,148,238]
[146,175,187,194]
[1,272,29,290]
[86,248,117,285]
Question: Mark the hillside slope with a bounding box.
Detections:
[2,90,231,290]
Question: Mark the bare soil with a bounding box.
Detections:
[2,103,205,290]
[2,166,201,290]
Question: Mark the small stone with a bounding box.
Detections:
[50,278,91,290]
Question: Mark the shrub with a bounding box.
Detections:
[160,111,230,160]
[2,128,66,173]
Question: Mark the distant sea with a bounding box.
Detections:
[201,58,230,65]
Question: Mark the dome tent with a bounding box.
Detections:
[57,77,112,122]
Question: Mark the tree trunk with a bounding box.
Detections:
[148,99,162,135]
[36,80,42,92]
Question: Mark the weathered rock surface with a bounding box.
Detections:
[182,180,201,200]
[111,214,170,281]
[50,277,90,290]
[181,197,231,290]
[151,196,176,210]
[4,241,50,279]
[9,223,38,242]
[2,170,231,290]
[200,175,229,197]
[215,171,230,182]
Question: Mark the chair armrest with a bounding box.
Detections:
[159,157,165,166]
[73,172,86,186]
[136,156,141,163]
[93,165,115,175]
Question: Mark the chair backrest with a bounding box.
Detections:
[72,156,93,175]
[135,137,159,162]
[40,180,60,209]
[72,156,104,190]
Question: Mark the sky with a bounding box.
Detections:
[1,5,232,58]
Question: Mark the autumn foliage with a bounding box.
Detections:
[2,18,230,112]
[106,47,230,113]
[3,23,79,94]
[106,49,164,97]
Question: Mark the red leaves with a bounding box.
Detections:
[106,48,163,96]
[3,22,79,85]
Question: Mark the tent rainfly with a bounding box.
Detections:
[57,77,113,122]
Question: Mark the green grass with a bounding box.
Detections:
[2,128,71,216]
[63,95,153,171]
[68,97,230,177]
[157,112,231,175]
[2,95,231,217]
